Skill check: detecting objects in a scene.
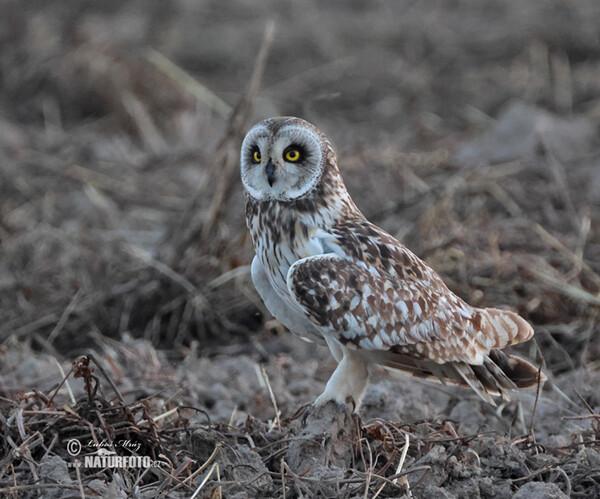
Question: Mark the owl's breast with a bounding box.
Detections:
[247,206,325,301]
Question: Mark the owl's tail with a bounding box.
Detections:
[461,307,543,404]
[452,349,544,403]
[383,350,544,405]
[382,349,544,405]
[379,307,544,405]
[476,307,534,350]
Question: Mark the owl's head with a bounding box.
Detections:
[240,117,331,201]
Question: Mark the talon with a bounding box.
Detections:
[337,401,351,418]
[345,395,357,413]
[301,404,313,425]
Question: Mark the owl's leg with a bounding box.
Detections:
[314,341,369,411]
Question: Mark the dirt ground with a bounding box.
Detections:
[1,0,600,497]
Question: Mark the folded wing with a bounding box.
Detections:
[286,227,542,403]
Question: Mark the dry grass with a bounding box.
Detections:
[1,0,600,496]
[1,342,598,497]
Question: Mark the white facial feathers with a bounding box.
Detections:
[240,119,325,201]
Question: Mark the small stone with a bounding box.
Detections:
[513,481,568,499]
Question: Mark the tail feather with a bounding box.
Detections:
[488,349,544,389]
[377,348,544,404]
[451,363,496,404]
[481,354,518,391]
[372,305,542,404]
[472,359,516,398]
[480,308,534,349]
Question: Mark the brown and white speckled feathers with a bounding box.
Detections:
[285,221,540,403]
[241,117,543,406]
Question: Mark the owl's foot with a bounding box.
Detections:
[286,400,360,474]
[308,348,368,420]
[301,395,358,425]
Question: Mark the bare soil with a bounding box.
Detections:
[1,1,600,497]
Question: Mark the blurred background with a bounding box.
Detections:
[1,1,600,496]
[1,0,599,377]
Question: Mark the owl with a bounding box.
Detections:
[241,116,543,410]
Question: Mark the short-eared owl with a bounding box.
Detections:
[241,116,542,409]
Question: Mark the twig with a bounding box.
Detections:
[531,222,600,290]
[120,90,167,154]
[52,358,76,405]
[258,365,281,431]
[47,289,82,343]
[551,51,572,113]
[372,436,409,499]
[0,484,80,494]
[199,20,276,241]
[191,462,220,499]
[512,464,553,482]
[160,457,200,493]
[526,361,544,454]
[1,314,59,342]
[526,261,600,306]
[153,406,179,423]
[86,354,126,405]
[46,363,77,407]
[145,49,233,118]
[208,265,251,288]
[562,414,600,422]
[552,466,572,497]
[541,138,580,232]
[197,442,223,476]
[363,436,374,499]
[395,433,412,497]
[281,458,287,499]
[356,465,431,492]
[124,243,198,295]
[161,20,276,263]
[177,406,211,426]
[0,432,44,470]
[74,456,85,499]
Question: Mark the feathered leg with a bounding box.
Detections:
[315,342,369,410]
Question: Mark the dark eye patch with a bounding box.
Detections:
[283,144,307,163]
[249,145,261,164]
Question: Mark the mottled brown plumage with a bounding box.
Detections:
[241,116,543,408]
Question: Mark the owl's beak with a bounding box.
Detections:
[265,160,276,186]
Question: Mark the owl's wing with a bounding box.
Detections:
[286,221,532,363]
[286,235,539,402]
[286,252,489,364]
[251,256,326,346]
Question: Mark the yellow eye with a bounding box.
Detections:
[284,149,301,162]
[252,150,261,163]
